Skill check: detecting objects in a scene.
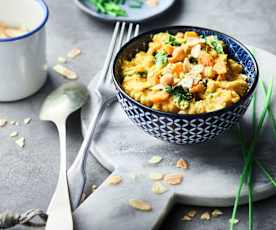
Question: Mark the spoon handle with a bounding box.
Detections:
[68,100,107,210]
[46,122,73,230]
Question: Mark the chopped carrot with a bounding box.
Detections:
[172,63,184,75]
[151,92,170,103]
[184,31,199,39]
[164,45,174,55]
[198,52,214,66]
[190,83,206,93]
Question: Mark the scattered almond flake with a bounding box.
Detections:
[128,199,152,212]
[148,155,163,164]
[24,118,32,125]
[164,173,183,185]
[187,209,197,218]
[10,121,16,125]
[191,64,204,74]
[152,182,168,194]
[181,215,192,221]
[187,37,205,47]
[92,184,97,190]
[149,172,163,181]
[200,212,211,221]
[191,44,201,58]
[10,131,18,138]
[91,184,97,192]
[58,57,67,64]
[67,48,81,59]
[53,64,78,80]
[176,159,189,169]
[146,0,159,7]
[229,218,239,225]
[15,137,25,148]
[0,119,7,127]
[211,209,223,218]
[107,175,122,185]
[81,192,86,202]
[151,84,164,90]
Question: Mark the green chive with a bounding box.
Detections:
[230,79,273,230]
[260,81,276,139]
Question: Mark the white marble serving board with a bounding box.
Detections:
[74,47,276,230]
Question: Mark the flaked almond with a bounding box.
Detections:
[187,209,197,218]
[164,173,183,185]
[58,57,67,64]
[152,182,168,194]
[24,118,32,125]
[15,137,25,148]
[181,215,192,221]
[200,212,211,221]
[107,175,122,185]
[67,48,81,59]
[128,199,152,212]
[0,119,7,127]
[191,44,201,58]
[53,64,78,80]
[149,172,163,181]
[91,184,97,192]
[148,155,162,164]
[211,209,223,217]
[176,159,189,169]
[10,131,18,138]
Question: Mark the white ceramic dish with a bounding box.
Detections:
[0,0,49,101]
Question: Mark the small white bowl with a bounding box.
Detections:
[0,0,49,101]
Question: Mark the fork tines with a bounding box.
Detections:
[99,22,140,83]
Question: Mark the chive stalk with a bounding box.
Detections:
[230,79,273,230]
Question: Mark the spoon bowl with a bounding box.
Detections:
[40,82,89,123]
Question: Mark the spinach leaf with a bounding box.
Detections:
[165,86,193,102]
[155,51,168,67]
[205,36,224,54]
[164,34,181,46]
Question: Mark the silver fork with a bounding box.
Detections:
[66,21,140,210]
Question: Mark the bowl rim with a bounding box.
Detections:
[112,25,259,119]
[0,0,49,43]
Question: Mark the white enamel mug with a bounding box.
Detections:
[0,0,49,101]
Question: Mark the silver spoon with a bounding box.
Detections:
[40,82,89,230]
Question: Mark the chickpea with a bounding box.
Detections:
[160,74,174,86]
[169,47,186,63]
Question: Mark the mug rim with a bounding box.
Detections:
[0,0,49,43]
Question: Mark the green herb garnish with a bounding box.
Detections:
[166,86,193,102]
[90,0,127,17]
[205,35,224,54]
[155,50,168,68]
[166,86,193,110]
[164,34,181,46]
[261,81,276,139]
[230,79,273,230]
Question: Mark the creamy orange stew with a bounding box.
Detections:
[121,31,249,114]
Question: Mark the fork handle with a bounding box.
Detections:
[67,99,107,210]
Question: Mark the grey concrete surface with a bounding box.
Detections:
[0,0,276,229]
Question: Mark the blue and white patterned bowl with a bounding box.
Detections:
[113,26,258,144]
